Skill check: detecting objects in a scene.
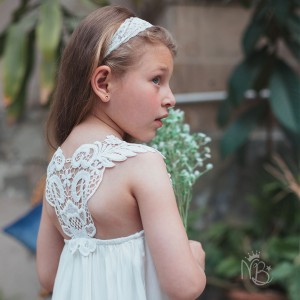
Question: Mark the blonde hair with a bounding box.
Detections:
[47,5,177,149]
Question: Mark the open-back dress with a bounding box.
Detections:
[45,135,169,299]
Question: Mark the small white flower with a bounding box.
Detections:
[149,108,213,229]
[204,147,211,153]
[206,163,213,170]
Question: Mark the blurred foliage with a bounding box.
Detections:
[198,156,300,299]
[218,0,300,161]
[204,1,300,299]
[0,0,108,123]
[253,158,300,300]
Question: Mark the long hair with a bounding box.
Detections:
[47,5,177,149]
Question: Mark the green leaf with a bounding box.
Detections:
[287,265,300,300]
[6,83,27,123]
[1,8,37,115]
[6,29,35,122]
[287,13,300,34]
[216,256,241,278]
[220,103,267,158]
[203,244,224,275]
[227,49,267,106]
[285,13,300,61]
[219,49,268,127]
[271,262,294,281]
[270,0,290,26]
[2,23,27,106]
[266,235,300,262]
[37,0,62,104]
[269,60,300,133]
[217,98,233,127]
[284,36,300,62]
[19,9,37,32]
[37,0,62,58]
[226,65,249,107]
[241,0,270,56]
[242,17,264,56]
[206,222,230,241]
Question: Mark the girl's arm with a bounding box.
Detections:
[36,196,64,292]
[131,152,206,300]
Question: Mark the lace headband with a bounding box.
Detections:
[104,17,153,58]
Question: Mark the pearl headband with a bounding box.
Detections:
[104,17,153,58]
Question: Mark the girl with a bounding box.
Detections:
[37,5,206,300]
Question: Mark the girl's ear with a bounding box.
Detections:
[91,65,112,102]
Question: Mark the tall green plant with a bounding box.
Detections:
[201,162,300,298]
[218,0,300,159]
[0,0,107,123]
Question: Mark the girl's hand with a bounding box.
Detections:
[189,240,205,271]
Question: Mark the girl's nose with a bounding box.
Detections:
[162,88,176,108]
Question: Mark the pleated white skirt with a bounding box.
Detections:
[51,231,169,300]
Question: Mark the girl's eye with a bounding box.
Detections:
[152,76,161,85]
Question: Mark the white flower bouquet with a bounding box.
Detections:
[150,108,213,229]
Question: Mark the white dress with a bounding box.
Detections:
[45,135,169,300]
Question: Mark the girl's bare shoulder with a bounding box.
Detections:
[125,148,166,174]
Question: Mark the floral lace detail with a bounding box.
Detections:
[45,135,156,239]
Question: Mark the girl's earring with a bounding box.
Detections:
[105,94,110,101]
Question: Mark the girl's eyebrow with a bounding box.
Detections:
[152,65,170,73]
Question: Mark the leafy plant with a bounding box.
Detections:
[218,0,300,159]
[0,0,108,123]
[200,159,300,298]
[263,154,300,300]
[265,154,300,201]
[150,108,213,229]
[266,235,300,300]
[213,1,300,297]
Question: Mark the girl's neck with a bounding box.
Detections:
[87,113,124,140]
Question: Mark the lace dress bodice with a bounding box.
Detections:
[45,135,169,300]
[45,135,156,239]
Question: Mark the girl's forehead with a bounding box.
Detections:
[134,44,174,71]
